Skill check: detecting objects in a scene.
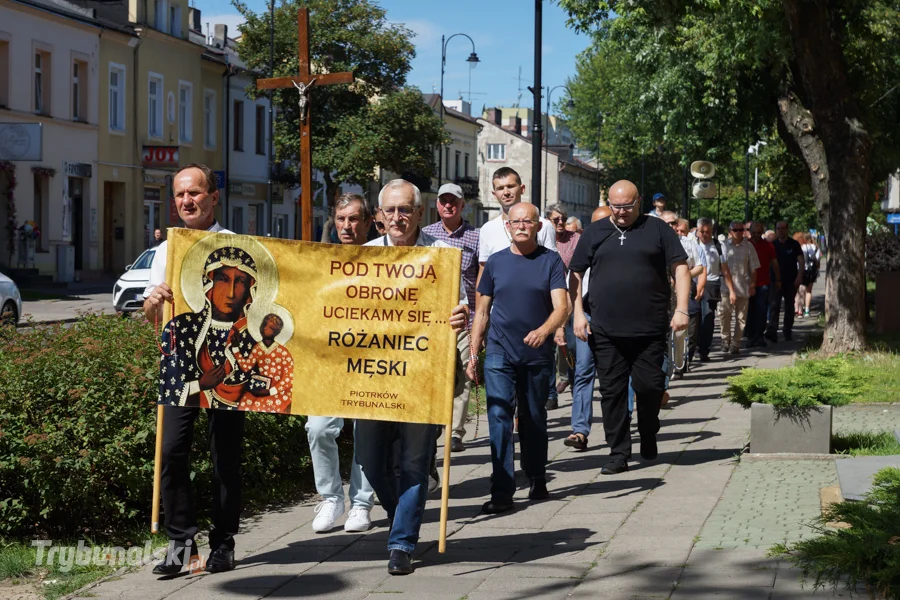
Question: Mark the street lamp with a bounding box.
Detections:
[544,84,573,205]
[439,33,479,190]
[745,140,767,222]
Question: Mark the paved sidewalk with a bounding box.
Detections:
[74,317,846,600]
[19,292,115,325]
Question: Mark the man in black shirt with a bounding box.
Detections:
[766,221,805,342]
[570,181,690,474]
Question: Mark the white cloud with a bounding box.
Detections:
[201,13,246,39]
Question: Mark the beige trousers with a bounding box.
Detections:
[451,329,473,439]
[718,296,749,351]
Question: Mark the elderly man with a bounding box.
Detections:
[570,181,690,475]
[746,222,780,348]
[143,163,242,575]
[696,218,736,361]
[357,179,468,576]
[422,183,479,452]
[766,221,805,342]
[564,205,612,451]
[545,203,580,405]
[566,217,583,233]
[468,202,568,514]
[305,194,376,534]
[720,221,760,354]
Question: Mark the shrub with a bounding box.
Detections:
[866,230,900,280]
[771,467,900,599]
[0,314,311,539]
[725,357,868,410]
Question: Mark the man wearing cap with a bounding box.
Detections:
[648,193,667,218]
[422,183,478,453]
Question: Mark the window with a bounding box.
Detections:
[34,51,51,114]
[233,100,244,151]
[204,89,215,148]
[109,63,126,131]
[487,143,506,161]
[72,60,88,122]
[155,0,167,33]
[169,5,181,37]
[0,41,9,108]
[464,153,470,177]
[255,105,266,155]
[454,151,460,179]
[148,73,163,137]
[178,82,192,143]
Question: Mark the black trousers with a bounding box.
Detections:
[699,298,718,356]
[767,282,796,336]
[160,405,245,551]
[590,331,666,461]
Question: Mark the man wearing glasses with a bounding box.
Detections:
[467,202,569,514]
[357,179,468,576]
[569,181,690,475]
[719,221,760,355]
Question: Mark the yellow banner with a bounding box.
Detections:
[160,228,461,425]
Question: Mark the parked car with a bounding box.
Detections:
[0,272,22,326]
[112,248,155,312]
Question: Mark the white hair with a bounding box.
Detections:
[378,179,422,207]
[566,216,582,228]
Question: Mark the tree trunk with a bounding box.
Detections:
[779,0,872,354]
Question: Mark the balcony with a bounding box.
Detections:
[455,176,479,200]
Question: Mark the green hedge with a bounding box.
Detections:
[0,315,311,539]
[724,357,869,410]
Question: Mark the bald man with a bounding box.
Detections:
[469,202,569,513]
[563,205,612,451]
[569,181,690,474]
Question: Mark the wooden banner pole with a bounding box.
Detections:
[151,405,164,533]
[438,422,452,553]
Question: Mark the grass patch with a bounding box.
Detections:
[833,430,900,457]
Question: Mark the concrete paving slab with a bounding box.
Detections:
[835,455,900,501]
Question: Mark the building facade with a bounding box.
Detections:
[0,0,104,277]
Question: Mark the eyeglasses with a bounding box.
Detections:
[609,200,639,212]
[374,222,385,230]
[666,221,677,227]
[551,217,565,223]
[380,206,416,218]
[508,219,536,228]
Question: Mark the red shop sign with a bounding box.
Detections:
[142,146,179,168]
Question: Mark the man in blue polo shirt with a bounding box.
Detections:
[467,202,569,514]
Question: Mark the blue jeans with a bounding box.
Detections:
[571,314,596,436]
[305,417,374,509]
[484,353,551,502]
[354,420,437,554]
[746,285,770,344]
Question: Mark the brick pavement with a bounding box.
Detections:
[72,313,857,600]
[19,292,114,325]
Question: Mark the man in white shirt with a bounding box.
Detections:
[357,179,468,576]
[696,217,736,361]
[478,167,557,268]
[142,163,242,576]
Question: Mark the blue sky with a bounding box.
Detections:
[194,0,589,116]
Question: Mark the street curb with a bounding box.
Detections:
[741,452,849,461]
[16,317,81,329]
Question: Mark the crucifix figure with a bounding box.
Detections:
[256,8,352,241]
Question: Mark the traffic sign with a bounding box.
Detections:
[887,213,900,224]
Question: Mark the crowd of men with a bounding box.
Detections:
[143,163,821,579]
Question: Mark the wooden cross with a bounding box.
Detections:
[256,8,353,241]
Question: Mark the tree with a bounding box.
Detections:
[558,0,900,353]
[234,0,444,208]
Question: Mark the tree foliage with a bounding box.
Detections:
[557,0,900,352]
[233,0,443,199]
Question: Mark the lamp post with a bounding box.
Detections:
[745,140,767,222]
[439,33,479,190]
[532,0,543,212]
[543,84,573,206]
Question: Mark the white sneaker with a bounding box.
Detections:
[312,498,344,532]
[343,506,372,532]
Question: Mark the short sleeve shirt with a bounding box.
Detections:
[773,238,804,283]
[479,213,557,263]
[722,239,760,298]
[569,215,688,337]
[751,239,776,287]
[422,220,479,313]
[699,240,722,281]
[144,222,232,298]
[477,246,567,365]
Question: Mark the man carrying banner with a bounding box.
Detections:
[357,179,468,576]
[306,193,377,533]
[467,202,569,514]
[142,163,242,575]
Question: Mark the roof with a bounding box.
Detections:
[11,0,135,35]
[423,94,480,125]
